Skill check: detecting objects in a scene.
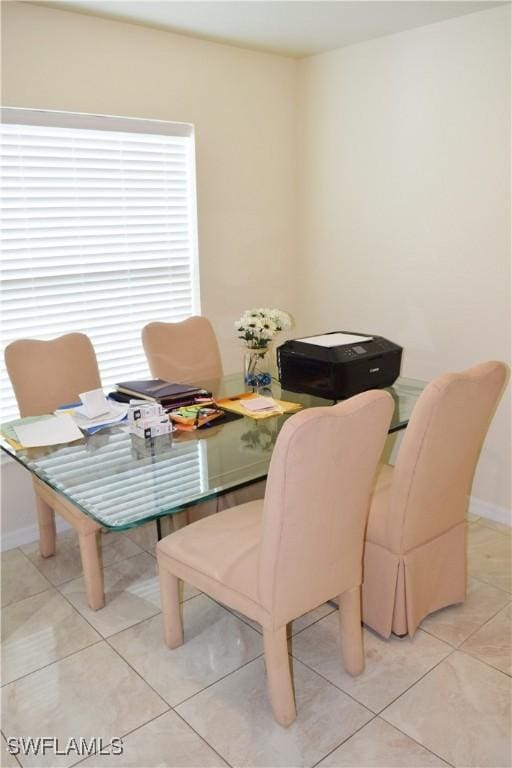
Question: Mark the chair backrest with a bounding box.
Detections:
[5,333,102,417]
[142,317,223,384]
[258,389,394,625]
[387,361,508,555]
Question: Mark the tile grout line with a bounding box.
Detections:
[2,582,52,609]
[99,588,265,767]
[1,640,505,766]
[311,712,456,768]
[472,520,512,539]
[17,531,149,593]
[172,709,234,768]
[49,564,199,640]
[2,546,54,605]
[172,651,265,709]
[292,644,457,767]
[39,566,166,641]
[4,573,236,695]
[4,541,510,768]
[102,628,247,767]
[469,574,512,600]
[50,548,151,591]
[68,710,171,768]
[309,714,379,768]
[1,637,105,689]
[468,573,511,596]
[288,621,455,717]
[418,583,511,678]
[3,571,229,765]
[287,648,381,716]
[170,648,374,768]
[2,584,57,612]
[377,645,458,716]
[372,718,456,768]
[0,727,23,768]
[70,709,232,768]
[2,568,189,687]
[103,638,175,711]
[96,592,202,641]
[420,597,511,652]
[456,645,512,679]
[288,607,338,639]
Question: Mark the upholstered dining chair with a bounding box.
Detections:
[142,316,265,519]
[5,332,106,610]
[142,317,223,384]
[157,389,394,726]
[362,361,508,639]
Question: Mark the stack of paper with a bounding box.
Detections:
[56,401,128,434]
[13,414,83,448]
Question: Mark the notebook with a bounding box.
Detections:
[115,379,211,405]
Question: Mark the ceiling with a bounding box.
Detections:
[39,1,505,58]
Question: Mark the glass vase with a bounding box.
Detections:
[244,347,272,389]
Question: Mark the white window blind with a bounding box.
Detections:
[1,108,199,420]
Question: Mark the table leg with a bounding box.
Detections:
[36,495,56,558]
[78,530,105,610]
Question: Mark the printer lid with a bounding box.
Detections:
[295,332,373,348]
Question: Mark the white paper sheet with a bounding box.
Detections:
[78,388,110,418]
[297,333,372,348]
[14,414,84,447]
[71,402,128,428]
[241,396,281,413]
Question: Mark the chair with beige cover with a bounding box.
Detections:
[5,333,107,610]
[157,389,394,726]
[362,360,508,639]
[142,316,265,517]
[142,317,223,385]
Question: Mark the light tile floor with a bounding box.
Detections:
[1,517,510,768]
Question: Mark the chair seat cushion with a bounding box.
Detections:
[365,463,394,548]
[157,499,263,605]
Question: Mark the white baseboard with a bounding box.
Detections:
[469,496,511,527]
[1,496,509,551]
[1,517,71,552]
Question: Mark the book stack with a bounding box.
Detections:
[114,379,212,410]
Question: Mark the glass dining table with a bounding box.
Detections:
[1,374,426,535]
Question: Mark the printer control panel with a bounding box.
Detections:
[337,344,369,360]
[335,337,393,361]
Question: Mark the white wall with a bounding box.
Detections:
[297,5,511,517]
[1,3,510,548]
[1,1,299,371]
[1,1,299,546]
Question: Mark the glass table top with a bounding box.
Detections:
[1,374,426,531]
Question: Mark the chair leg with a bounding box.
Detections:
[78,530,105,610]
[263,627,296,727]
[159,565,183,649]
[338,586,364,676]
[36,495,56,558]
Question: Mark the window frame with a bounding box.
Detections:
[1,107,201,418]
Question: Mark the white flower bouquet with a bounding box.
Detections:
[235,308,292,350]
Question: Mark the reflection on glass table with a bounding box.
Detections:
[1,374,426,531]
